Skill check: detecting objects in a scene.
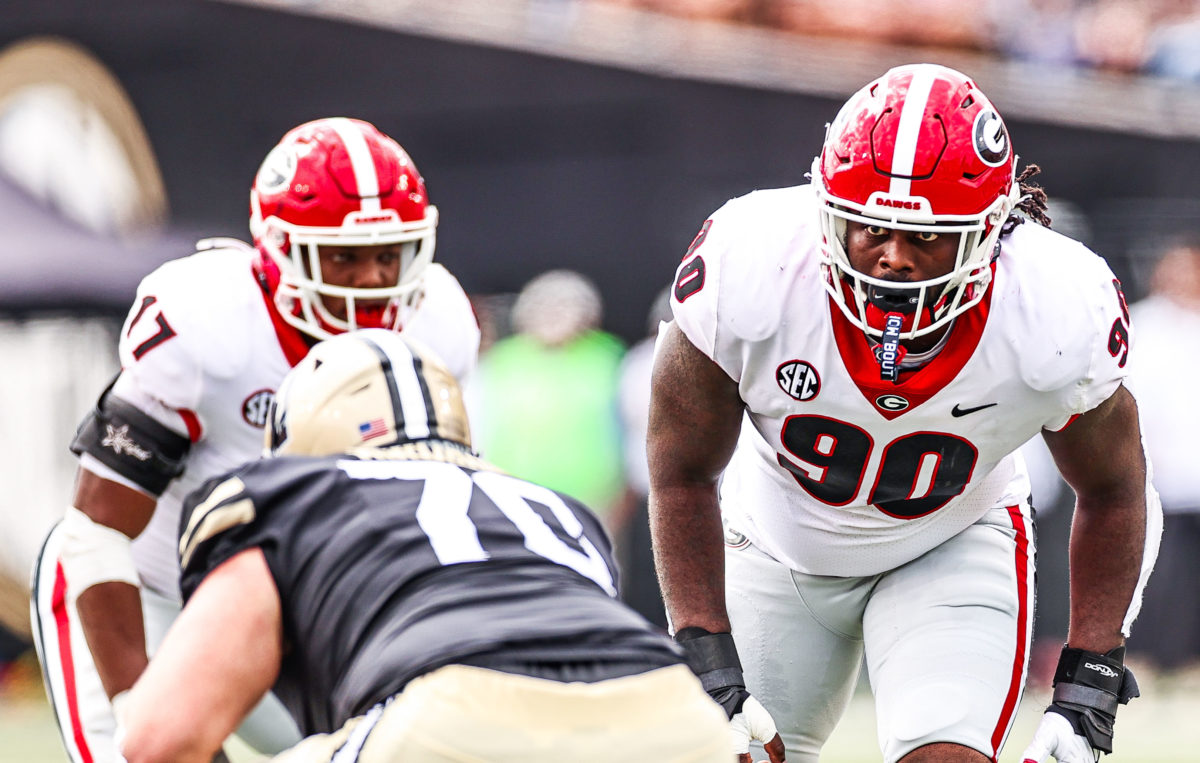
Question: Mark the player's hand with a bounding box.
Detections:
[674,627,786,763]
[1020,709,1101,763]
[730,693,786,762]
[1021,644,1139,763]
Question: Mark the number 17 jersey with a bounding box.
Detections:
[670,185,1130,577]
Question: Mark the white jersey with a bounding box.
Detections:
[110,243,480,598]
[671,185,1129,576]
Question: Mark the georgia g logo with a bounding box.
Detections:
[776,361,820,401]
[255,144,298,194]
[875,394,909,412]
[972,109,1009,167]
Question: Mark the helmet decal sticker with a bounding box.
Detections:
[973,109,1009,167]
[255,144,297,195]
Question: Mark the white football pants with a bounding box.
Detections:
[726,504,1037,763]
[30,520,302,763]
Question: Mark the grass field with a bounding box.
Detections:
[4,658,1197,762]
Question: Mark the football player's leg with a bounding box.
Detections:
[726,536,871,763]
[865,504,1037,763]
[338,664,729,762]
[267,715,370,762]
[30,522,120,763]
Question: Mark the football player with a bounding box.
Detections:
[30,118,481,763]
[116,330,729,763]
[649,64,1161,763]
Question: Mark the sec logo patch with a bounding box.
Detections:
[242,388,275,428]
[776,360,820,401]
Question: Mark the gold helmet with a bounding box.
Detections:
[266,329,471,457]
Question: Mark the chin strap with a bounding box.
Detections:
[876,312,908,383]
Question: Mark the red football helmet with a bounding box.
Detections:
[813,64,1020,339]
[250,117,437,339]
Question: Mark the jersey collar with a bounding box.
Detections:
[828,262,995,420]
[253,263,313,367]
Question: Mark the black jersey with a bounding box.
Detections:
[178,443,681,734]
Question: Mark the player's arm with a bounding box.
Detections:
[119,548,283,763]
[1042,384,1146,653]
[648,322,786,763]
[65,378,191,699]
[71,470,156,699]
[647,321,743,634]
[1023,384,1148,762]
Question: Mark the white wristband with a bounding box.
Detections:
[112,690,131,763]
[59,507,140,600]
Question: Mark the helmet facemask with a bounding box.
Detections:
[815,169,1016,341]
[248,117,437,341]
[257,208,437,340]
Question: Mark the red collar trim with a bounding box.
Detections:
[829,263,994,420]
[253,264,312,367]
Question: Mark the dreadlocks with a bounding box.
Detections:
[1001,164,1052,235]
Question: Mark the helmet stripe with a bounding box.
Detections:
[328,117,382,212]
[360,335,407,437]
[408,351,441,441]
[887,66,937,197]
[395,348,432,441]
[361,334,432,442]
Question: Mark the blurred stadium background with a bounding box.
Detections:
[2,0,1200,760]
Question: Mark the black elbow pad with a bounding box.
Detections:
[70,377,192,496]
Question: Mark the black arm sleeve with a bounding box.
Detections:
[70,376,191,496]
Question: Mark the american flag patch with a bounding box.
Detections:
[358,418,388,440]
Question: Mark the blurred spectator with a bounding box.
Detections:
[1073,0,1156,73]
[1124,235,1200,670]
[1146,1,1200,80]
[593,0,1200,82]
[612,286,673,628]
[598,0,770,24]
[473,270,627,523]
[770,0,992,48]
[989,0,1081,67]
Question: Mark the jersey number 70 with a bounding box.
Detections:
[339,460,617,594]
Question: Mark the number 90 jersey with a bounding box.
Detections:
[670,185,1131,577]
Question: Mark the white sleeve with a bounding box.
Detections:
[117,268,206,414]
[1043,259,1131,431]
[669,203,742,382]
[403,264,481,382]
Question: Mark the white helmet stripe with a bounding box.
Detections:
[328,117,382,212]
[364,335,432,442]
[887,67,937,198]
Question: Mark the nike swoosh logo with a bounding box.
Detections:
[951,402,998,417]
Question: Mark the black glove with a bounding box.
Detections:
[1045,644,1139,755]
